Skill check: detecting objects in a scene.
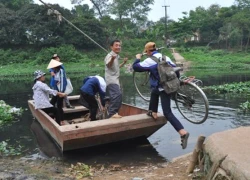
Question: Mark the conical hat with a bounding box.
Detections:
[47,59,63,69]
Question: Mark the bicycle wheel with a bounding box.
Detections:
[174,81,209,124]
[133,71,151,102]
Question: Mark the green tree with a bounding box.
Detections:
[71,4,95,18]
[0,0,33,10]
[0,6,27,47]
[109,0,154,28]
[71,0,110,18]
[64,17,107,48]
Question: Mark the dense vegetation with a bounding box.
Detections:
[1,0,250,77]
[1,0,250,54]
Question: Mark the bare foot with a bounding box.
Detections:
[110,113,122,119]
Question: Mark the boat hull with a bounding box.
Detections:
[28,95,167,151]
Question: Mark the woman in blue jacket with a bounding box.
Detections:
[47,59,67,120]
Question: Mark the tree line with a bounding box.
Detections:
[0,0,250,51]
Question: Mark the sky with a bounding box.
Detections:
[34,0,236,22]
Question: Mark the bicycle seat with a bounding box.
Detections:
[173,67,183,72]
[104,96,110,101]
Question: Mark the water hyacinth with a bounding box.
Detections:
[0,100,23,126]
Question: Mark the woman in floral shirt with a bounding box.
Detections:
[32,70,66,125]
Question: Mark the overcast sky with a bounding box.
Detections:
[34,0,236,21]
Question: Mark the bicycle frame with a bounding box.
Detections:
[95,94,109,120]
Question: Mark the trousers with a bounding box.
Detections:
[149,88,184,132]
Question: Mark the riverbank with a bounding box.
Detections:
[0,153,194,180]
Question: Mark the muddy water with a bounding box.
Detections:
[0,73,250,165]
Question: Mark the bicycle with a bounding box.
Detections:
[133,69,209,124]
[96,95,110,120]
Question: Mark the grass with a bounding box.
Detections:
[177,47,250,70]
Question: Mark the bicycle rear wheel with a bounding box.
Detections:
[133,71,151,102]
[174,81,209,124]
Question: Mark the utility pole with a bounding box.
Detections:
[162,4,170,43]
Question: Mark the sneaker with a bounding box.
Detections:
[110,113,122,118]
[66,104,75,109]
[181,132,189,149]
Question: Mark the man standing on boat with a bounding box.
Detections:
[104,39,128,118]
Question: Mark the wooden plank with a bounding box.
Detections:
[63,105,88,113]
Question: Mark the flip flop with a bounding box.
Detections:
[181,132,190,149]
[147,110,158,120]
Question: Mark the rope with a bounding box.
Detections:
[38,0,109,53]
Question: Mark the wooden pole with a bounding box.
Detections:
[186,135,206,173]
[206,155,227,180]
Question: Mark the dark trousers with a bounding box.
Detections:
[42,107,62,125]
[50,95,64,123]
[149,88,184,132]
[106,84,122,117]
[80,92,98,121]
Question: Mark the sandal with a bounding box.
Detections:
[181,132,189,149]
[147,110,158,120]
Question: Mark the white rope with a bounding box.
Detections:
[61,16,108,53]
[39,0,109,53]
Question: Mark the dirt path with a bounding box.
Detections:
[170,48,191,72]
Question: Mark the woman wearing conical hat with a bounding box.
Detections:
[47,59,68,124]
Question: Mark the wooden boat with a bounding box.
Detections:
[28,95,167,152]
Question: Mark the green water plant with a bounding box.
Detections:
[0,140,23,156]
[0,100,23,126]
[205,82,250,111]
[205,82,250,94]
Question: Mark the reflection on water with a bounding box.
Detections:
[31,120,165,165]
[0,72,250,163]
[30,120,62,158]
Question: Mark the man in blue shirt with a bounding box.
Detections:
[79,75,106,121]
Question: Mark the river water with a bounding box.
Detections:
[0,72,250,165]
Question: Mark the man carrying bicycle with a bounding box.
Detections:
[132,42,190,149]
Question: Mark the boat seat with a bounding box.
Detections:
[63,105,89,114]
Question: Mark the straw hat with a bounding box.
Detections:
[144,42,156,52]
[47,59,63,69]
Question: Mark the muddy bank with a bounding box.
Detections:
[0,153,194,180]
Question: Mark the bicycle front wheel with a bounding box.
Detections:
[133,71,151,102]
[174,81,209,124]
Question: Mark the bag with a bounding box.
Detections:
[58,78,73,95]
[150,55,180,94]
[64,78,73,95]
